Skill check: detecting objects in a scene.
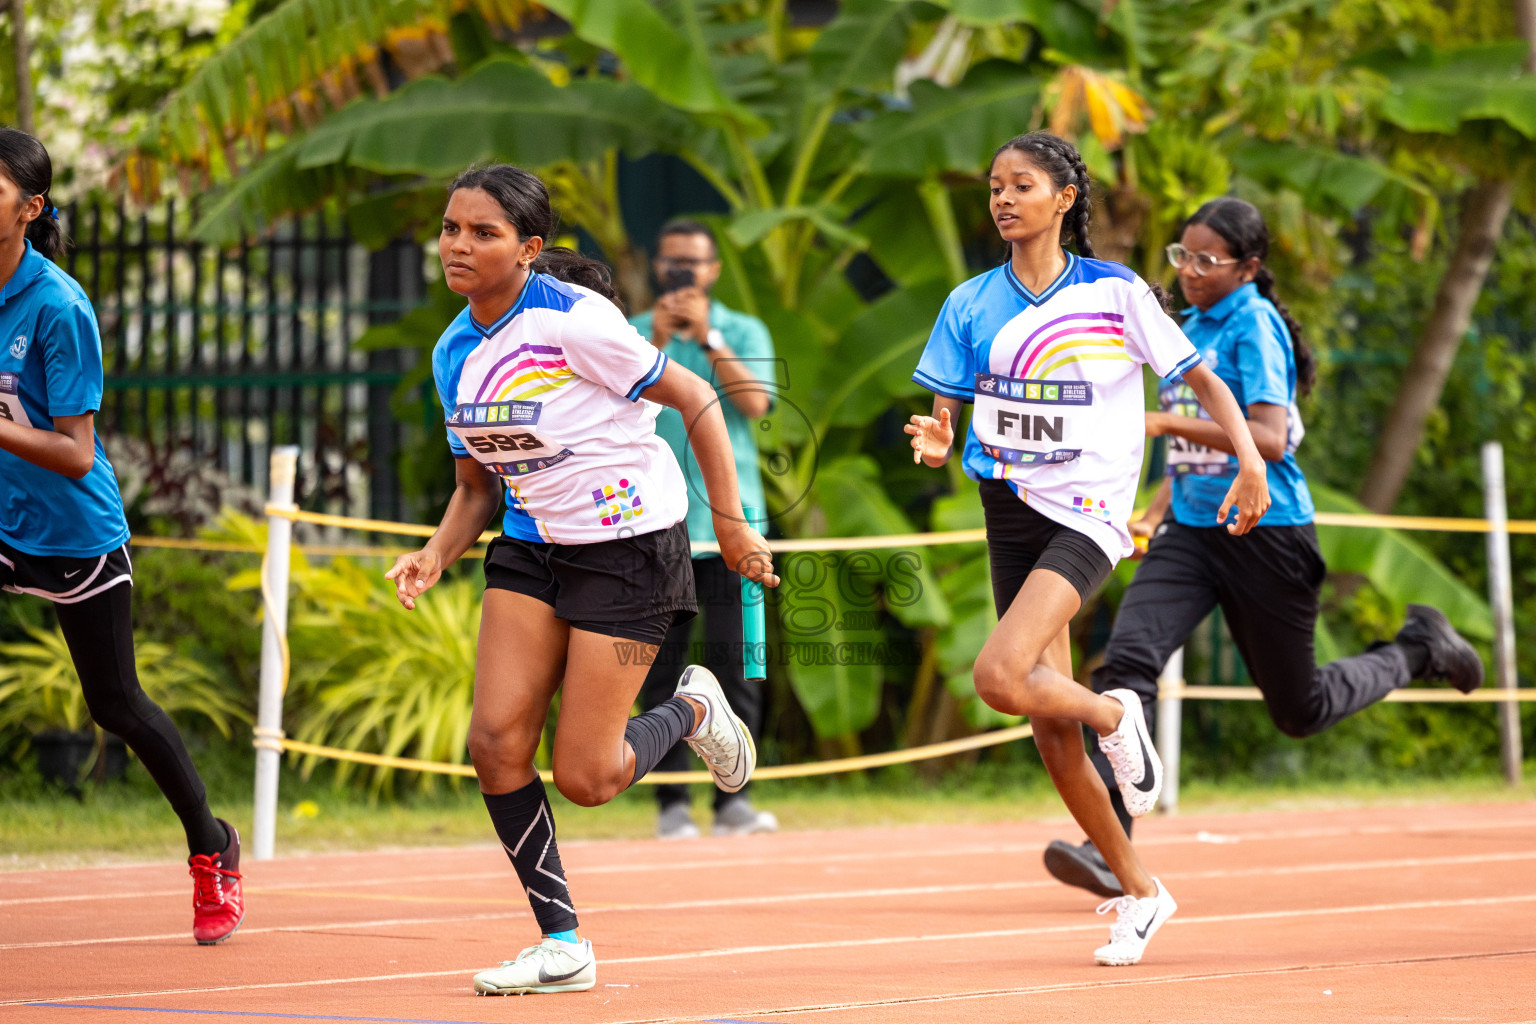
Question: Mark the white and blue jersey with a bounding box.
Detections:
[433,273,688,544]
[0,241,130,558]
[1162,281,1313,527]
[913,252,1200,562]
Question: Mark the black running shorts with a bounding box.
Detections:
[0,536,133,604]
[979,480,1114,613]
[483,521,697,646]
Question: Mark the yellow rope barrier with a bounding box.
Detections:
[124,506,1536,559]
[268,724,1038,784]
[259,504,1536,547]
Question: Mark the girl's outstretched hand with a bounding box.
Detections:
[904,407,954,466]
[1218,462,1271,535]
[384,549,445,610]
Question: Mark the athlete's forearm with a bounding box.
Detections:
[1181,366,1264,472]
[706,347,771,418]
[1156,405,1287,461]
[687,398,744,530]
[642,362,745,526]
[0,414,97,479]
[1141,477,1172,526]
[423,464,502,567]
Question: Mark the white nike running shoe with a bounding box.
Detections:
[473,937,596,995]
[676,665,756,793]
[1097,689,1161,817]
[1094,878,1177,966]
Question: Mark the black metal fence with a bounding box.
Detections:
[62,201,427,522]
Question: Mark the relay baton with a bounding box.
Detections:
[741,506,767,682]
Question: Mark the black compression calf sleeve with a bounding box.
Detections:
[54,584,228,856]
[483,777,579,935]
[624,695,696,786]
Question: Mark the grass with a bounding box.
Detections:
[3,743,1534,871]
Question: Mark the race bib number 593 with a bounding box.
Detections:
[448,400,570,476]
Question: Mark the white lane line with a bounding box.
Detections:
[7,815,1536,908]
[7,849,1536,951]
[6,893,1535,1006]
[609,947,1536,1024]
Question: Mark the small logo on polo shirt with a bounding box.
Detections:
[594,478,644,527]
[9,334,28,359]
[1072,496,1112,522]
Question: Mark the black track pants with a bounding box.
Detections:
[53,583,225,855]
[1089,522,1413,835]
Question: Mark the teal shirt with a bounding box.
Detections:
[629,301,774,553]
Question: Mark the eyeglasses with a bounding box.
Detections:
[1165,244,1242,276]
[655,256,717,270]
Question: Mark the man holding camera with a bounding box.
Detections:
[630,218,779,839]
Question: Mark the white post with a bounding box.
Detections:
[1155,647,1185,814]
[252,446,299,860]
[1481,442,1522,785]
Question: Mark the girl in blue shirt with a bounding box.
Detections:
[1043,197,1484,900]
[0,129,243,942]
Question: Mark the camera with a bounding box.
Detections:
[659,266,696,294]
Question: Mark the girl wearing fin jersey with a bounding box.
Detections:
[0,128,243,944]
[1043,198,1484,900]
[907,133,1271,968]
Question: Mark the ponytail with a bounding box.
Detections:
[1185,197,1315,397]
[0,128,65,261]
[532,245,624,314]
[991,132,1096,258]
[1253,265,1314,396]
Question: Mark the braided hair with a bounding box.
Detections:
[0,128,65,261]
[1184,198,1315,396]
[991,132,1095,258]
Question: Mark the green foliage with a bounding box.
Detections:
[286,567,481,796]
[1312,484,1493,641]
[110,0,1534,779]
[0,626,247,750]
[1363,41,1536,138]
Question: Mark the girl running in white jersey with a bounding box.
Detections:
[385,165,776,995]
[907,133,1270,966]
[0,128,243,944]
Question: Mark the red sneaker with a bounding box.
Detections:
[189,818,244,945]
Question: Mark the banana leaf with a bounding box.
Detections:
[1311,484,1493,641]
[856,60,1045,178]
[1358,41,1536,139]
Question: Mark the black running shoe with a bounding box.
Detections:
[1396,604,1484,694]
[1044,839,1123,898]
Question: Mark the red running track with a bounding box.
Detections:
[2,802,1535,1024]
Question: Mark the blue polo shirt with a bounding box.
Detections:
[629,301,774,554]
[0,241,129,557]
[1163,282,1313,528]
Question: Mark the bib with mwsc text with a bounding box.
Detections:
[972,371,1092,467]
